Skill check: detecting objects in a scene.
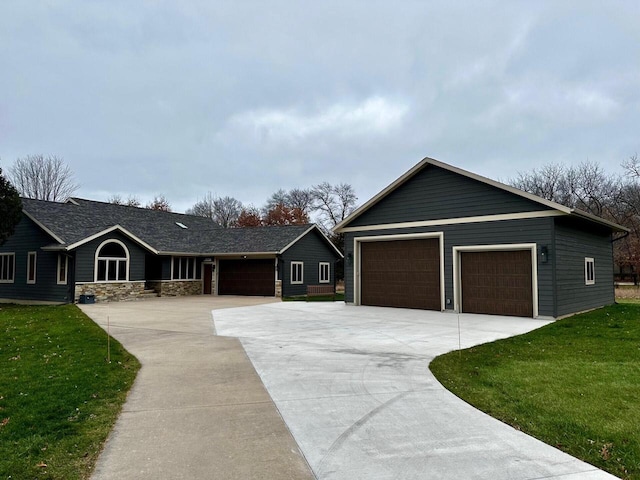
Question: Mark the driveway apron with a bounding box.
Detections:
[80,296,314,480]
[214,302,618,480]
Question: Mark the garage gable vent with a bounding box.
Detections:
[175,222,188,229]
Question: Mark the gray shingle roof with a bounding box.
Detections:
[21,197,319,255]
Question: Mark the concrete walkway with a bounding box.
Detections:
[79,296,314,480]
[214,302,618,480]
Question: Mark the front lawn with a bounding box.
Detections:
[0,304,140,479]
[430,303,640,480]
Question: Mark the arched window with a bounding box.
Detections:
[95,240,129,282]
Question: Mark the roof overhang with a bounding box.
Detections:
[65,225,160,254]
[333,156,629,234]
[22,210,66,245]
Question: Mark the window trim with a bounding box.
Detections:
[319,262,330,284]
[94,239,130,283]
[291,261,304,285]
[27,251,37,284]
[171,256,199,280]
[57,254,69,285]
[0,253,15,283]
[585,257,595,285]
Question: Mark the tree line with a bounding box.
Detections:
[509,155,639,272]
[0,154,357,252]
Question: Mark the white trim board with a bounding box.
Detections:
[340,210,563,233]
[352,232,445,310]
[452,243,538,318]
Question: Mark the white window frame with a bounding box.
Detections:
[94,239,130,283]
[171,257,198,280]
[319,262,330,284]
[291,261,304,284]
[585,257,595,285]
[0,253,15,283]
[57,254,69,285]
[27,251,37,284]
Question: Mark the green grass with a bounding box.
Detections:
[430,303,640,479]
[283,293,345,302]
[0,304,140,479]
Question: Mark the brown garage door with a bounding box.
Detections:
[360,238,441,310]
[218,259,275,296]
[460,250,533,317]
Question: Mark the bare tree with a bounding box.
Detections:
[108,194,141,207]
[146,194,171,212]
[10,154,78,201]
[186,192,243,228]
[311,182,358,233]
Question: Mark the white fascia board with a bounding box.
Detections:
[22,210,66,245]
[334,156,576,233]
[65,225,159,254]
[159,251,278,257]
[340,210,564,233]
[279,225,344,258]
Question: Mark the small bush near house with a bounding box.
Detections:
[0,304,140,479]
[430,303,640,480]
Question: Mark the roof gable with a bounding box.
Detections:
[335,157,627,233]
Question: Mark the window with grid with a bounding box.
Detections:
[0,253,15,283]
[319,262,330,283]
[172,257,199,280]
[291,261,303,284]
[585,257,595,285]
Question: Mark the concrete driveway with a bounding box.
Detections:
[79,296,314,480]
[214,302,617,480]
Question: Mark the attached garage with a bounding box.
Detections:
[458,249,534,318]
[359,236,442,310]
[218,259,275,296]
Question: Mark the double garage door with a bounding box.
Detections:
[359,239,533,317]
[218,259,275,296]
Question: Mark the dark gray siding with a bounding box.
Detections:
[280,229,341,297]
[350,165,552,227]
[345,217,554,317]
[74,231,148,282]
[0,215,72,302]
[554,217,614,317]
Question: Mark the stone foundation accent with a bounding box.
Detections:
[75,282,146,303]
[147,280,203,297]
[275,280,282,298]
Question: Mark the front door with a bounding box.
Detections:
[203,264,213,294]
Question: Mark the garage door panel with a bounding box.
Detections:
[461,250,533,317]
[218,259,275,296]
[360,238,441,310]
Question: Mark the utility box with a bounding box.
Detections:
[79,294,95,304]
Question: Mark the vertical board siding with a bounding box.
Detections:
[554,218,614,316]
[345,217,554,316]
[281,229,341,297]
[74,231,148,282]
[0,215,71,302]
[349,165,552,227]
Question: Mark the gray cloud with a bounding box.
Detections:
[1,1,638,212]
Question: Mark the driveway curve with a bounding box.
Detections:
[214,302,617,480]
[80,296,314,480]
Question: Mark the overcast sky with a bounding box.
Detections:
[1,1,638,213]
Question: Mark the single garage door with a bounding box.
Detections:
[218,259,275,296]
[360,238,441,310]
[460,250,533,317]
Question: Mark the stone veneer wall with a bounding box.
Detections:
[75,281,146,303]
[275,280,282,298]
[147,280,203,297]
